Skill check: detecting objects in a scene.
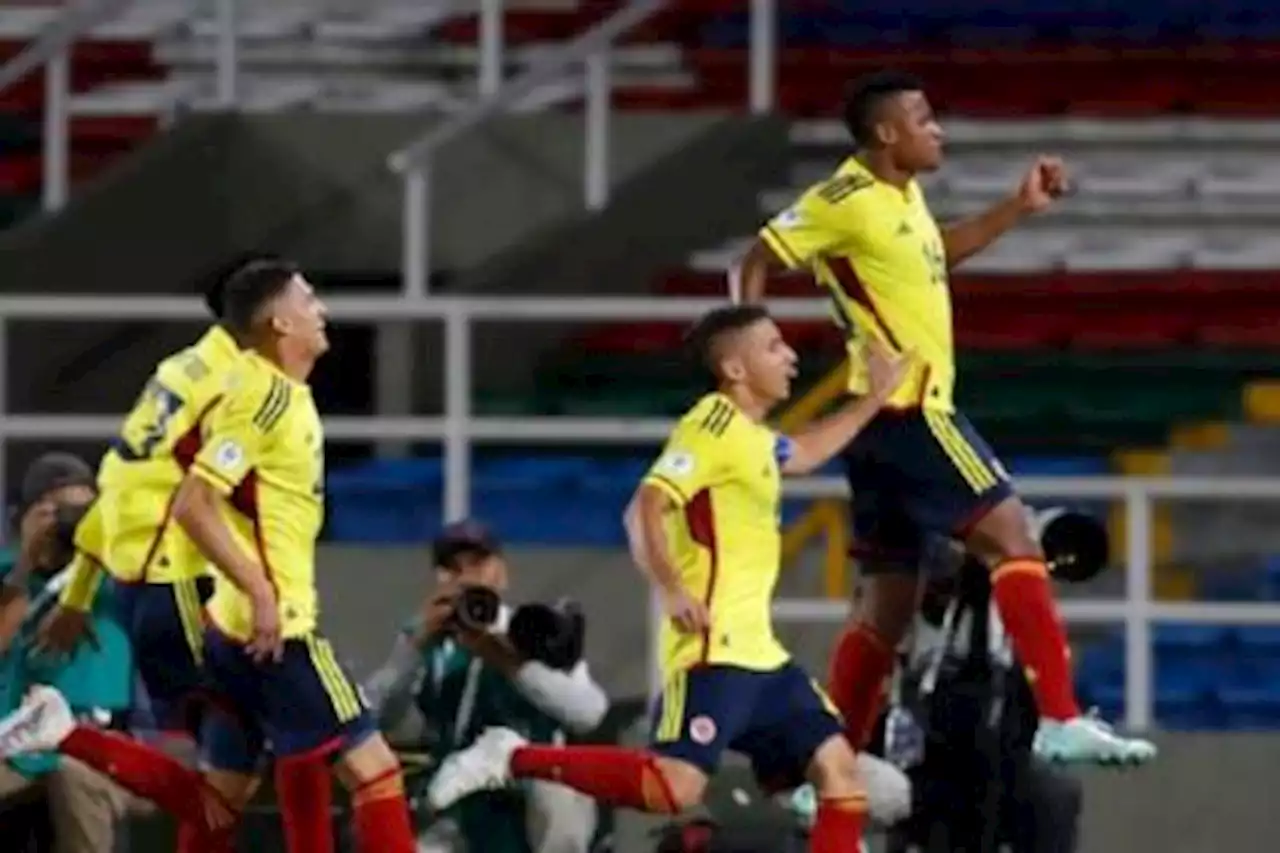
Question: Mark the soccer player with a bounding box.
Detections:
[426,305,909,853]
[14,267,252,852]
[732,69,1156,767]
[1,261,417,853]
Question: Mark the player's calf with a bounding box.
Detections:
[804,735,868,853]
[334,731,416,853]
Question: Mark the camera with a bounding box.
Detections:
[449,585,501,632]
[509,599,586,671]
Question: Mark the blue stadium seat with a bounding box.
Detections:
[1219,687,1280,730]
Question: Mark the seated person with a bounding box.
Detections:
[364,521,609,853]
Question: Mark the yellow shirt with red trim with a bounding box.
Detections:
[92,325,243,587]
[193,352,324,642]
[642,393,792,677]
[758,156,954,412]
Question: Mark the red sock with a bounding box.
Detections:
[827,623,897,748]
[511,745,679,813]
[351,768,416,853]
[61,727,230,828]
[991,558,1081,720]
[274,751,335,853]
[177,821,237,853]
[809,796,868,853]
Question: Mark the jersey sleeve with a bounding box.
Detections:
[641,408,731,506]
[60,501,107,611]
[758,187,859,269]
[191,371,285,495]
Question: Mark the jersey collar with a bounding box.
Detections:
[201,324,241,359]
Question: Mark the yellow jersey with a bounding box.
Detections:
[96,325,243,585]
[192,351,325,642]
[642,393,792,677]
[759,156,954,412]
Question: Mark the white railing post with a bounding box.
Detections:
[478,0,504,98]
[748,0,777,114]
[1124,485,1154,731]
[42,50,69,212]
[442,306,472,522]
[403,167,430,298]
[584,50,611,211]
[215,0,240,108]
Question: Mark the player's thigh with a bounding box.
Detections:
[525,780,597,853]
[122,581,208,732]
[731,664,844,793]
[842,418,928,576]
[199,628,268,776]
[260,633,380,764]
[894,409,1013,552]
[650,666,758,772]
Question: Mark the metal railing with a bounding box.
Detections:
[1,294,1279,732]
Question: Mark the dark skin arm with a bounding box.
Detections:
[733,238,785,304]
[941,156,1069,268]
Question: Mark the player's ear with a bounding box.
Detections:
[721,353,747,383]
[875,119,897,147]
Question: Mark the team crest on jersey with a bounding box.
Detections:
[689,715,717,745]
[656,450,694,477]
[213,439,244,472]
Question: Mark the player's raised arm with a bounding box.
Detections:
[941,155,1069,267]
[174,376,280,651]
[780,340,912,475]
[733,191,849,304]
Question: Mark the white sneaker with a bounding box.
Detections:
[1033,712,1157,767]
[427,726,527,811]
[0,685,75,758]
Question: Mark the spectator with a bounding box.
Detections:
[0,453,140,853]
[365,520,609,853]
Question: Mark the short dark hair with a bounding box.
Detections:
[219,258,300,337]
[842,69,925,147]
[685,304,771,377]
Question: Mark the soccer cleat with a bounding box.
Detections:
[427,726,527,811]
[784,752,912,830]
[0,685,75,758]
[1032,712,1157,766]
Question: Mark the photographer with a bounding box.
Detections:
[0,453,138,853]
[878,520,1092,853]
[364,520,609,853]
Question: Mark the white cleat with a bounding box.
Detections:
[427,726,527,811]
[0,685,75,758]
[784,753,912,830]
[1033,712,1157,767]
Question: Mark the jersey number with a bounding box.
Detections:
[118,380,185,461]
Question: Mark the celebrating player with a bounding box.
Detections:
[733,70,1156,768]
[10,267,250,851]
[1,262,418,853]
[427,305,910,853]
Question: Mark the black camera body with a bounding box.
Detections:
[510,599,586,671]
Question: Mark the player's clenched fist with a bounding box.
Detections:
[1017,155,1070,213]
[660,584,711,634]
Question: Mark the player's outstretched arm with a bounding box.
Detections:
[780,339,912,475]
[942,156,1068,267]
[732,238,785,304]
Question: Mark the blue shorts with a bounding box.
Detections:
[649,663,842,792]
[112,577,213,732]
[199,627,376,774]
[842,408,1014,574]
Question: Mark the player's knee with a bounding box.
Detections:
[652,757,707,812]
[806,735,863,800]
[336,731,400,791]
[967,496,1042,563]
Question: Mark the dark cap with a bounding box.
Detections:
[433,519,500,569]
[19,452,94,514]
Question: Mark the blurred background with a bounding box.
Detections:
[4,0,1280,849]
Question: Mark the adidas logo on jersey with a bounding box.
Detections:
[897,222,913,236]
